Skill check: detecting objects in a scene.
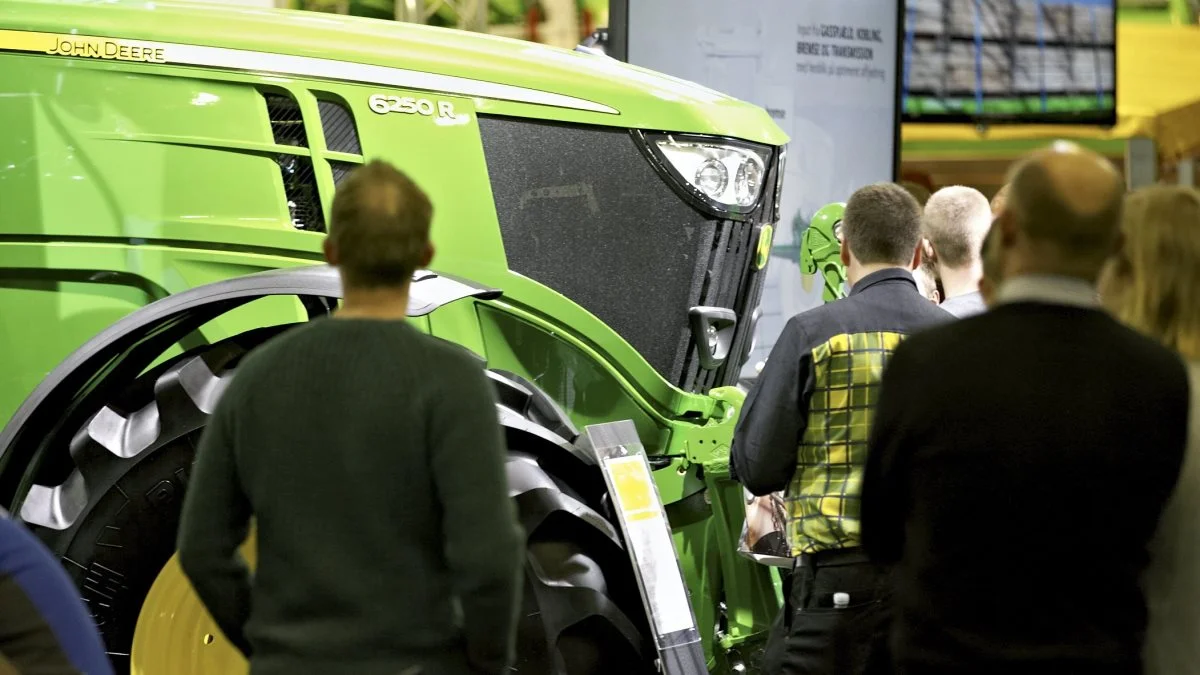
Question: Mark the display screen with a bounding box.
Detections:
[901,0,1115,124]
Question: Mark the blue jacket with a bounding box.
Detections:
[0,508,114,675]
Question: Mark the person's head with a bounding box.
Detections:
[324,159,435,293]
[978,221,1002,307]
[839,182,924,284]
[991,141,1124,284]
[990,184,1010,216]
[913,261,941,304]
[923,185,992,273]
[898,180,932,207]
[1099,185,1200,360]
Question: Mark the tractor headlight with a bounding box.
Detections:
[638,132,773,218]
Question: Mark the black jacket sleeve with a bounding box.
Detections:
[731,318,813,495]
[428,358,524,675]
[861,339,919,566]
[176,384,255,657]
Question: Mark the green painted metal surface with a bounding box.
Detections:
[0,0,787,145]
[799,202,847,304]
[0,0,788,668]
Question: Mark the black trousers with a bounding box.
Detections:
[762,549,893,675]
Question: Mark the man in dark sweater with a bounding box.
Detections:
[732,183,952,675]
[177,160,524,675]
[861,142,1190,675]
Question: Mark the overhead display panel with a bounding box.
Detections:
[901,0,1116,125]
[612,0,903,378]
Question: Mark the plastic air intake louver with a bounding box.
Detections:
[318,100,362,155]
[260,91,324,232]
[262,92,308,148]
[330,160,358,187]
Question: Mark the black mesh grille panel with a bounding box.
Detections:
[262,93,308,148]
[682,220,765,391]
[318,100,362,155]
[479,116,716,386]
[330,160,359,187]
[277,154,324,232]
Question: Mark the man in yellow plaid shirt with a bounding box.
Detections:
[731,182,952,675]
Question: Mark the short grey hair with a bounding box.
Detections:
[923,185,992,269]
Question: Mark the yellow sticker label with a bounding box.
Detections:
[0,30,166,64]
[608,456,656,516]
[756,224,774,270]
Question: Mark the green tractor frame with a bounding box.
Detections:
[0,0,860,672]
[0,0,816,673]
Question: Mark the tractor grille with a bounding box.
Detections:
[478,116,775,393]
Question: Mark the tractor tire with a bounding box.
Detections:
[20,333,654,675]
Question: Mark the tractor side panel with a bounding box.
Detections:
[0,55,325,422]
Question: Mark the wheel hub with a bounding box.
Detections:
[130,535,256,674]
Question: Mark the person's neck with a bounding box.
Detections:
[939,262,983,300]
[1001,257,1097,286]
[847,262,904,287]
[335,284,411,321]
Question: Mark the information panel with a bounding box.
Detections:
[616,1,902,377]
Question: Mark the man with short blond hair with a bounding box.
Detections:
[178,160,524,675]
[923,185,992,317]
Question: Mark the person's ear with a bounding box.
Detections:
[911,241,925,271]
[922,238,936,263]
[323,237,339,266]
[419,241,435,268]
[840,239,851,267]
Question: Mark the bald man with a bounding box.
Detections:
[923,186,992,317]
[861,142,1190,675]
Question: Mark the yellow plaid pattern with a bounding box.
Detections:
[786,331,905,555]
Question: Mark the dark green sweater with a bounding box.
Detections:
[177,317,524,675]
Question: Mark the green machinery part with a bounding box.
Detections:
[0,2,787,673]
[290,0,599,30]
[799,202,847,303]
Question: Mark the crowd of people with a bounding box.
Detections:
[1,142,1196,675]
[733,141,1200,675]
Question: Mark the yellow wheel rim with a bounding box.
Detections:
[130,532,256,675]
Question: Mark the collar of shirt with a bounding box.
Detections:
[995,274,1100,309]
[848,267,917,296]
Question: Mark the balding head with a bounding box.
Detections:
[327,159,434,289]
[924,185,992,269]
[999,141,1124,279]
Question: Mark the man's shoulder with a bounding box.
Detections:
[940,291,987,318]
[419,333,488,374]
[783,289,953,342]
[240,319,482,369]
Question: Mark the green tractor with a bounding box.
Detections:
[0,0,794,673]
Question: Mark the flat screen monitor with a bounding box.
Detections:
[901,0,1116,125]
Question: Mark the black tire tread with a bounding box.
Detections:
[19,333,654,674]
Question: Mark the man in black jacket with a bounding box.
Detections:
[732,182,952,675]
[177,160,524,675]
[861,142,1190,675]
